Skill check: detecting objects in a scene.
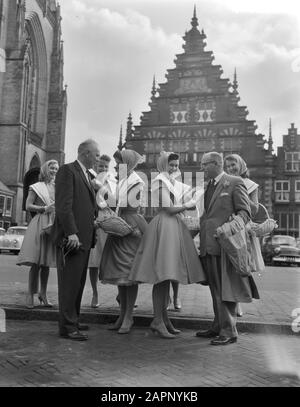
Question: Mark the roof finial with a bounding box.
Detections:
[118,125,123,151]
[232,67,238,93]
[268,117,273,153]
[191,5,198,28]
[126,112,133,141]
[151,75,156,99]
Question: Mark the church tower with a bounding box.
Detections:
[0,0,67,224]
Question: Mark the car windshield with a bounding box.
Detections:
[272,235,296,247]
[7,228,26,236]
[0,230,5,236]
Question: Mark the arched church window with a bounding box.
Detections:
[21,38,37,132]
[29,154,41,169]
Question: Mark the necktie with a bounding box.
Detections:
[204,179,216,211]
[86,170,93,187]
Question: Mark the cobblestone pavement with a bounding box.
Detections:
[0,320,300,387]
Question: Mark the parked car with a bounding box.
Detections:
[261,234,300,266]
[0,226,27,254]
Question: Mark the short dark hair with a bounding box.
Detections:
[168,153,179,162]
[113,150,123,162]
[100,154,111,162]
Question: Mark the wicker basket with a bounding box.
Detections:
[96,208,133,237]
[250,203,278,237]
[182,216,200,238]
[98,216,133,237]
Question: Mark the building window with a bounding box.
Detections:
[295,180,300,202]
[0,195,5,215]
[285,152,300,172]
[193,152,204,163]
[219,138,240,153]
[275,212,300,234]
[147,153,159,165]
[179,152,189,164]
[5,197,12,216]
[275,181,290,202]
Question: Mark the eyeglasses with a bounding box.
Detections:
[201,161,216,167]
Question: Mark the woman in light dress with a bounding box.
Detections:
[224,153,260,317]
[129,151,206,338]
[17,160,59,308]
[99,149,147,334]
[88,154,116,308]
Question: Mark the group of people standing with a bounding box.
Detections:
[17,139,260,345]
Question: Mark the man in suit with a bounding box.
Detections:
[197,152,259,345]
[52,139,100,341]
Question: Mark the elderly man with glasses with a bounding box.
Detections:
[196,152,259,345]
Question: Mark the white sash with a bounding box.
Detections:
[30,182,53,206]
[244,178,259,195]
[116,171,144,214]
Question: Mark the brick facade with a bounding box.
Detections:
[273,124,300,237]
[0,0,67,224]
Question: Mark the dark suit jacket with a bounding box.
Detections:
[200,173,251,257]
[52,161,97,250]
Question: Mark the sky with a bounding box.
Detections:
[60,0,300,163]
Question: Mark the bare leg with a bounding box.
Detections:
[172,281,181,310]
[26,264,39,308]
[39,267,52,307]
[89,267,99,307]
[163,288,181,334]
[118,285,138,333]
[237,303,243,317]
[151,281,175,338]
[108,286,126,330]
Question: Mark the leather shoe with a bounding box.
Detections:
[78,323,89,331]
[210,336,237,346]
[60,331,88,341]
[195,329,219,338]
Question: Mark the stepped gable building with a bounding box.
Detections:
[273,123,300,237]
[0,0,67,225]
[122,8,274,218]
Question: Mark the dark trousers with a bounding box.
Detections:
[203,254,238,338]
[56,247,90,335]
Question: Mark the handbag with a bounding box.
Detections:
[96,207,133,237]
[250,203,278,237]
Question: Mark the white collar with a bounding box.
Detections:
[213,171,225,185]
[77,159,87,174]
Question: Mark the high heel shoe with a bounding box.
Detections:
[174,298,182,311]
[38,294,53,308]
[118,320,133,334]
[108,317,123,331]
[150,322,176,339]
[91,295,99,308]
[165,322,181,335]
[26,295,34,309]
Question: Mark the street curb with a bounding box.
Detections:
[1,305,295,336]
